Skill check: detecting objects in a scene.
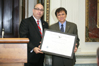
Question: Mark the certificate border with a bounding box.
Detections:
[41,29,77,59]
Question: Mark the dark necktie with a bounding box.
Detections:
[61,24,64,32]
[37,20,42,38]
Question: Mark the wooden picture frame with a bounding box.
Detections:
[85,0,99,42]
[45,0,50,24]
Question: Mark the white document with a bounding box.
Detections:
[41,29,76,58]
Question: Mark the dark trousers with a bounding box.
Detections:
[24,54,44,66]
[52,56,73,66]
[24,62,43,66]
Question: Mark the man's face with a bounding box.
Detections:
[33,4,44,20]
[56,11,67,23]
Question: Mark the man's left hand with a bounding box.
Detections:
[74,44,78,53]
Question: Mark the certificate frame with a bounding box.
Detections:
[40,29,77,59]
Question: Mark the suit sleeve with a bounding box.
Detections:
[19,19,28,38]
[19,20,35,52]
[73,24,80,48]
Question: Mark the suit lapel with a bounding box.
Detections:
[53,21,70,33]
[56,21,70,33]
[30,16,41,37]
[55,22,60,31]
[65,21,70,33]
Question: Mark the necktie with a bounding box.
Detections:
[61,24,64,32]
[37,20,42,38]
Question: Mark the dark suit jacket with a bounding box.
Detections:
[19,16,48,63]
[49,21,80,66]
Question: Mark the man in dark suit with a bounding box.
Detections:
[49,7,80,66]
[97,47,99,66]
[19,3,48,66]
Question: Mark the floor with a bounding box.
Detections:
[44,63,97,66]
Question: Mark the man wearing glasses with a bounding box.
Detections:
[19,3,48,66]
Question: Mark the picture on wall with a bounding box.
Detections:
[85,0,99,42]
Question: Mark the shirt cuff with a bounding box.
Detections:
[30,49,33,53]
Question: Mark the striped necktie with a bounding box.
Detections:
[37,20,42,38]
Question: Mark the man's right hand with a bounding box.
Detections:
[33,47,43,54]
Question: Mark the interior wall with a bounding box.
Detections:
[27,0,37,17]
[49,0,61,25]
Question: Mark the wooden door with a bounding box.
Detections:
[0,0,19,38]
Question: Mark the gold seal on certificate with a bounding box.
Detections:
[40,29,77,59]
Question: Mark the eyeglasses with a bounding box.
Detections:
[34,8,44,11]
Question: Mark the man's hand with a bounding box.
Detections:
[38,41,41,48]
[74,44,78,53]
[38,45,40,48]
[33,47,43,54]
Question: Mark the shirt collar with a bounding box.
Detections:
[32,15,41,23]
[59,21,66,27]
[59,21,66,32]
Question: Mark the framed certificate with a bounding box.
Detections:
[40,29,77,59]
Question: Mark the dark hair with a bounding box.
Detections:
[97,47,99,59]
[55,7,67,16]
